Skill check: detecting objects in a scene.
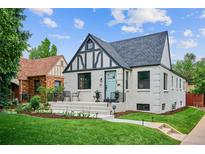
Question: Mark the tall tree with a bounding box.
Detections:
[173,53,196,84]
[29,38,57,59]
[192,60,205,94]
[0,9,30,106]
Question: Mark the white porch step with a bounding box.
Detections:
[50,101,110,107]
[52,109,111,115]
[50,101,112,115]
[51,104,109,110]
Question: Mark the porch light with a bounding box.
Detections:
[112,105,116,113]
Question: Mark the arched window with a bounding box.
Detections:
[86,39,94,50]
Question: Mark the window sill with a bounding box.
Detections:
[77,89,91,92]
[164,90,169,93]
[137,89,150,92]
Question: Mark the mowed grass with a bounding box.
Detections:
[120,107,204,134]
[0,113,179,145]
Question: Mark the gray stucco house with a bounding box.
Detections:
[61,31,186,114]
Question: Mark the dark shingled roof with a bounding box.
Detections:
[90,31,168,69]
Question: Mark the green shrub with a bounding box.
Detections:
[16,103,32,113]
[29,96,41,110]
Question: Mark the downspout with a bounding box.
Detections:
[122,68,125,102]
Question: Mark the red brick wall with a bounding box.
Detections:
[28,76,46,97]
[46,76,64,88]
[19,80,29,102]
[19,75,64,102]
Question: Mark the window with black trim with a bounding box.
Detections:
[171,76,174,90]
[86,39,94,50]
[179,79,182,89]
[164,73,168,90]
[34,80,40,93]
[176,78,178,89]
[126,71,129,89]
[162,104,166,110]
[78,73,91,89]
[138,71,150,89]
[137,104,150,111]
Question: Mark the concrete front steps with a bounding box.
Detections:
[50,101,113,115]
[158,124,186,141]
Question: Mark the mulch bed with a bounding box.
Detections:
[160,106,187,115]
[114,111,139,118]
[24,112,97,120]
[114,107,188,118]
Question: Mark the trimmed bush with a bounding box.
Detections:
[16,103,32,113]
[29,96,41,110]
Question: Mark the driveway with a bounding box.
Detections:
[181,115,205,145]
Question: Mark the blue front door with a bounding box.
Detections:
[105,71,116,100]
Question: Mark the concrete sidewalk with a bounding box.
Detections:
[181,116,205,145]
[105,118,186,141]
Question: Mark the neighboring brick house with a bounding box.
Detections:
[13,55,67,102]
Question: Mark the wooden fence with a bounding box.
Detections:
[186,93,205,107]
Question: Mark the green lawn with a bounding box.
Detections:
[120,107,204,134]
[0,112,179,145]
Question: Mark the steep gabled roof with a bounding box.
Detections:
[110,31,168,67]
[88,31,168,69]
[64,31,169,73]
[18,55,65,80]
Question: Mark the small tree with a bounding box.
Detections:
[37,86,54,106]
[29,38,57,59]
[29,96,41,110]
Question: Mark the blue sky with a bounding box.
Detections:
[23,8,205,63]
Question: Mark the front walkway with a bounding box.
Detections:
[181,115,205,145]
[105,118,186,141]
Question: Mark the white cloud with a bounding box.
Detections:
[29,8,53,16]
[184,29,193,37]
[108,8,172,33]
[42,17,57,28]
[180,39,198,49]
[50,34,70,40]
[74,18,85,29]
[121,25,142,33]
[200,10,205,19]
[169,35,177,45]
[170,30,175,34]
[199,28,205,36]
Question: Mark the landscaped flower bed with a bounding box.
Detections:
[24,112,98,119]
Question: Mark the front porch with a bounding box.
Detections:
[49,101,126,115]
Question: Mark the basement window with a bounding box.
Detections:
[137,104,150,111]
[162,104,166,110]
